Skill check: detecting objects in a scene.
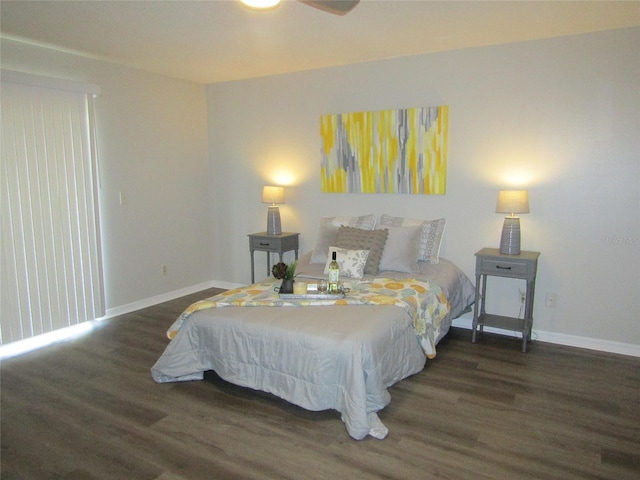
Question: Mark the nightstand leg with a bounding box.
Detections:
[472,275,479,343]
[480,274,487,334]
[267,253,271,279]
[522,278,536,352]
[250,250,256,284]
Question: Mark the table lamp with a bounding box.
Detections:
[496,190,529,255]
[262,186,285,235]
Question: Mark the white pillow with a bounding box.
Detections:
[310,214,376,263]
[323,247,371,279]
[379,214,446,263]
[376,225,422,273]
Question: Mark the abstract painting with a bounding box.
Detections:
[320,106,448,194]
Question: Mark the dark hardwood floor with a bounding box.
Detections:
[1,288,639,480]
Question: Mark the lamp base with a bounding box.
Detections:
[499,217,521,255]
[266,206,282,235]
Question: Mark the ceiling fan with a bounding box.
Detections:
[299,0,360,15]
[241,0,360,16]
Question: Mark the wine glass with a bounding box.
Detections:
[317,279,327,293]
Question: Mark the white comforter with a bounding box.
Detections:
[152,302,427,440]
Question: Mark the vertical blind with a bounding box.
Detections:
[1,71,104,345]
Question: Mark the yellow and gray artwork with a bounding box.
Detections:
[321,106,448,194]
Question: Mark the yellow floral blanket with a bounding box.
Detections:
[167,278,450,358]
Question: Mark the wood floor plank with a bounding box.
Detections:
[2,287,639,480]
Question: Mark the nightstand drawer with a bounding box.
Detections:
[250,237,280,252]
[479,257,530,277]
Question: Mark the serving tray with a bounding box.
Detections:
[278,293,345,300]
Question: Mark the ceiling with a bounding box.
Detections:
[1,0,639,84]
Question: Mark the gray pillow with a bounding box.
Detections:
[379,214,446,263]
[377,225,422,273]
[335,226,388,275]
[310,214,377,264]
[310,218,339,263]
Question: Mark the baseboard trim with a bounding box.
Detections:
[452,315,640,358]
[103,280,241,319]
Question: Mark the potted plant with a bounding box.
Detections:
[272,260,297,294]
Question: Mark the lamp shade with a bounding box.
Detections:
[496,190,529,255]
[262,186,285,205]
[496,190,529,215]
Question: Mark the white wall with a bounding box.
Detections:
[2,28,637,356]
[1,38,213,312]
[207,27,640,354]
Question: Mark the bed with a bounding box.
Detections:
[152,214,475,440]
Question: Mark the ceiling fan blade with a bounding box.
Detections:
[299,0,360,16]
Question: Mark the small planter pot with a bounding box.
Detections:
[279,278,294,294]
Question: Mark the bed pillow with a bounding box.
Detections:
[323,247,370,280]
[379,214,446,264]
[377,225,422,273]
[310,214,377,264]
[335,226,388,275]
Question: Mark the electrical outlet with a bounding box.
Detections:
[119,191,127,205]
[161,265,167,275]
[545,293,557,308]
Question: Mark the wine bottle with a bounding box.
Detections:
[328,251,340,293]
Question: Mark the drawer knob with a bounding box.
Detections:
[259,242,270,246]
[496,265,511,270]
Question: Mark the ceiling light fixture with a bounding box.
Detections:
[241,0,281,10]
[241,0,360,15]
